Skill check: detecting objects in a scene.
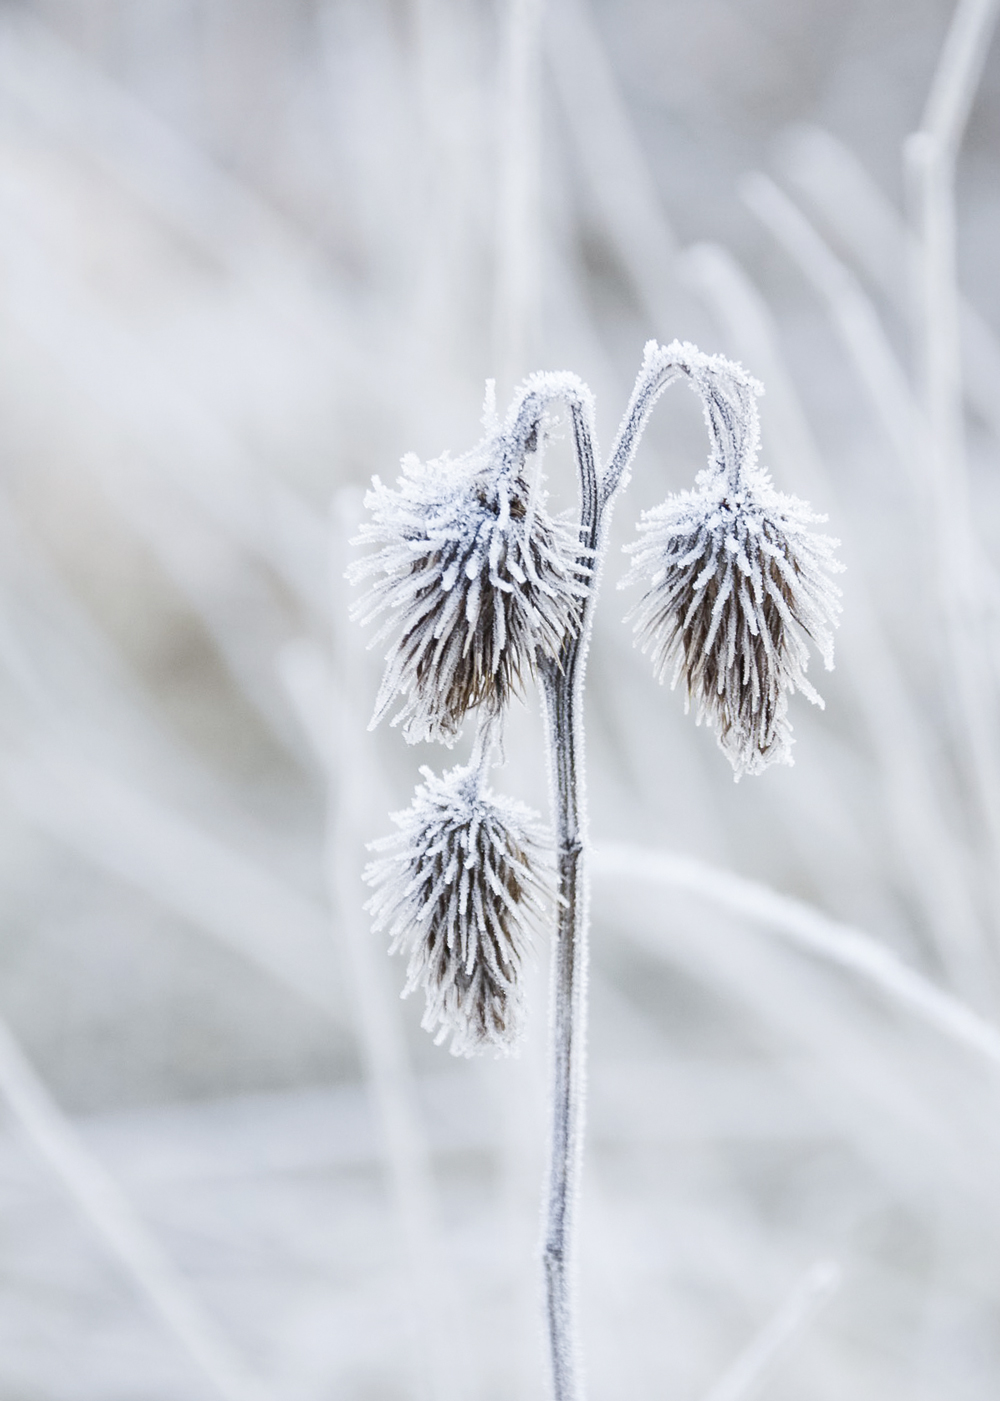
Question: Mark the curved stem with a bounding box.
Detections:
[527,345,759,1401]
[602,358,682,508]
[602,340,761,507]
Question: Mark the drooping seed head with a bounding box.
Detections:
[622,465,843,779]
[364,761,550,1056]
[350,430,588,746]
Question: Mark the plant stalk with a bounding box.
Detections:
[538,396,599,1401]
[535,346,751,1399]
[536,358,689,1399]
[539,655,586,1401]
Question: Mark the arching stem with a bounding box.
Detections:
[532,345,757,1401]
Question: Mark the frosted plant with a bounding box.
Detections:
[349,393,589,745]
[353,341,841,1401]
[621,369,842,777]
[364,722,549,1056]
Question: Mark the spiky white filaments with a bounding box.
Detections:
[622,463,843,779]
[365,762,550,1056]
[350,434,588,746]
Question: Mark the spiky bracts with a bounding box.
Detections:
[622,466,842,778]
[350,437,587,746]
[365,761,550,1056]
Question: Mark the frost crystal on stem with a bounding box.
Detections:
[350,425,587,746]
[354,343,843,1401]
[364,759,549,1057]
[622,436,842,778]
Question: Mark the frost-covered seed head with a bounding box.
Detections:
[622,465,842,779]
[350,428,588,746]
[364,762,550,1056]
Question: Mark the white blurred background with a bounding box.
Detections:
[0,0,999,1397]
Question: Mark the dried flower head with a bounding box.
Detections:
[622,461,842,779]
[350,422,588,746]
[364,760,550,1056]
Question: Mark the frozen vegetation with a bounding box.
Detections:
[353,337,842,1399]
[0,1,998,1399]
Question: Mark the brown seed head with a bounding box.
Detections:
[364,762,550,1055]
[623,471,842,778]
[351,444,588,745]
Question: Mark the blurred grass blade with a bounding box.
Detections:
[772,124,1000,446]
[700,1261,840,1401]
[494,0,545,390]
[593,844,1000,1072]
[328,491,465,1401]
[0,739,343,1023]
[546,0,680,330]
[905,0,1000,902]
[740,172,917,472]
[919,0,1000,155]
[0,1015,272,1401]
[680,240,994,998]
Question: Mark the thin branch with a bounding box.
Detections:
[601,355,682,508]
[602,342,748,507]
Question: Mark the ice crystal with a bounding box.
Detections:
[622,463,842,779]
[364,761,550,1056]
[350,429,588,746]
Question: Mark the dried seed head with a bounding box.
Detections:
[622,466,843,778]
[364,761,550,1056]
[350,431,588,746]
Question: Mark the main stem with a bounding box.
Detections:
[534,345,729,1400]
[539,400,599,1401]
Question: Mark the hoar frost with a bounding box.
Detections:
[350,428,588,745]
[364,761,550,1056]
[353,343,845,1401]
[621,360,842,777]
